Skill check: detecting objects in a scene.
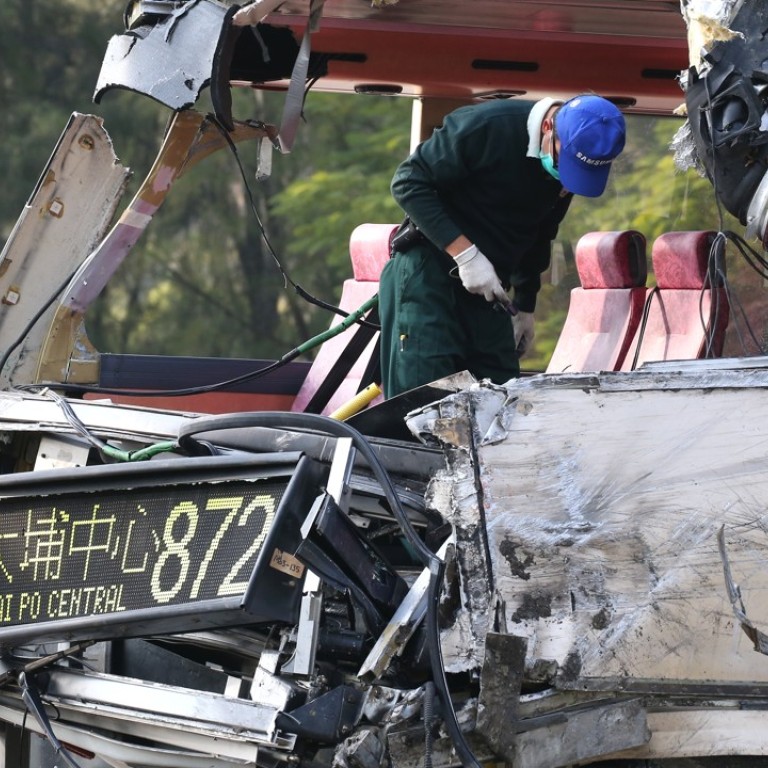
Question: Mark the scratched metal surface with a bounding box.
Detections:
[421,366,768,687]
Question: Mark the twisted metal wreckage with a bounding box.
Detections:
[4,0,768,766]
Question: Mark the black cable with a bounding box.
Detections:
[700,240,714,358]
[18,347,303,399]
[175,411,481,768]
[178,412,431,562]
[426,561,480,768]
[294,283,380,330]
[629,286,659,371]
[702,232,727,358]
[721,267,763,353]
[726,230,768,277]
[19,672,84,768]
[20,706,28,767]
[18,293,379,400]
[20,290,378,399]
[208,114,379,330]
[703,76,727,234]
[718,231,768,352]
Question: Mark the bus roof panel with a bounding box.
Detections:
[263,0,689,113]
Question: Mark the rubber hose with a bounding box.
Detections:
[176,411,481,768]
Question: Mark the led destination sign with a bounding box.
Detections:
[0,454,326,644]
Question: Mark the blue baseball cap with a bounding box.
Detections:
[556,95,626,197]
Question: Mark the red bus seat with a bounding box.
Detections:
[291,223,397,415]
[621,230,729,370]
[547,230,647,373]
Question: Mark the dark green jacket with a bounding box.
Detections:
[391,99,572,312]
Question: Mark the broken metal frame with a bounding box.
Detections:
[0,399,443,767]
[401,359,768,766]
[0,665,290,764]
[282,437,355,676]
[0,106,276,391]
[0,114,130,391]
[36,110,275,388]
[0,699,258,768]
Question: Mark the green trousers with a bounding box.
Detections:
[379,244,520,398]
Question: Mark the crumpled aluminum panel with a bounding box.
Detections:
[0,113,129,389]
[412,361,768,689]
[94,0,233,111]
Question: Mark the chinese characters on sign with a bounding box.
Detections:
[0,480,286,626]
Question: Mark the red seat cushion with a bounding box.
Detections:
[547,231,647,373]
[576,230,647,289]
[621,231,729,370]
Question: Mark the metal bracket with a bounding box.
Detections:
[283,438,356,677]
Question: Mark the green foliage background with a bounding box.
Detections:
[1,0,766,373]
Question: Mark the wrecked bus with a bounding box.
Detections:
[3,1,768,766]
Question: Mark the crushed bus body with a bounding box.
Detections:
[3,1,768,767]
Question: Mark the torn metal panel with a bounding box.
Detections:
[416,390,494,674]
[55,111,270,316]
[395,365,768,765]
[509,698,649,768]
[358,539,451,680]
[32,664,284,739]
[0,388,190,443]
[719,525,768,655]
[418,367,768,691]
[0,675,286,762]
[36,111,271,386]
[0,695,259,767]
[94,0,235,113]
[0,113,130,389]
[475,632,526,759]
[682,0,744,66]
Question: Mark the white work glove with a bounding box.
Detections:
[453,245,508,304]
[513,311,536,358]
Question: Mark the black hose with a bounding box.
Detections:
[426,562,481,768]
[177,411,432,565]
[175,411,481,768]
